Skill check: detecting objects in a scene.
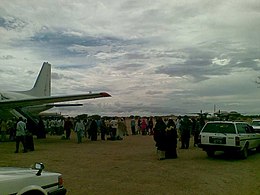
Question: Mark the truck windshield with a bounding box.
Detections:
[252,121,260,126]
[202,123,236,134]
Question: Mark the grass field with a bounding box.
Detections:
[0,133,259,195]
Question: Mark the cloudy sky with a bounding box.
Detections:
[0,0,259,117]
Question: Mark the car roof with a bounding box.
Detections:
[206,121,248,124]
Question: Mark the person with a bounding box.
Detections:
[148,117,154,135]
[83,119,88,138]
[89,119,98,141]
[7,118,16,141]
[96,118,101,136]
[74,119,85,143]
[141,118,147,135]
[153,117,166,160]
[130,117,136,135]
[25,119,35,151]
[137,117,141,134]
[117,118,127,139]
[15,117,27,153]
[37,118,46,139]
[191,118,200,147]
[100,118,107,140]
[179,115,191,149]
[175,116,181,139]
[165,119,178,159]
[0,119,7,142]
[199,116,205,131]
[64,117,73,139]
[86,118,92,139]
[109,117,118,140]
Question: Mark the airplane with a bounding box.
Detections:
[0,62,111,120]
[189,110,211,119]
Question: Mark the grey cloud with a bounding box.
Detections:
[0,55,15,60]
[55,64,95,70]
[152,50,186,59]
[110,102,185,116]
[125,53,150,60]
[233,60,260,72]
[156,60,236,82]
[115,63,145,71]
[51,72,72,80]
[26,71,34,75]
[0,16,27,30]
[155,41,260,82]
[146,90,164,95]
[13,30,144,58]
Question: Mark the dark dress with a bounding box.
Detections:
[153,118,166,151]
[25,120,35,151]
[64,119,73,139]
[180,116,191,149]
[165,124,178,159]
[37,119,46,139]
[90,120,98,141]
[100,120,107,140]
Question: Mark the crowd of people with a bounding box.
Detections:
[0,117,36,153]
[0,115,205,158]
[153,115,205,160]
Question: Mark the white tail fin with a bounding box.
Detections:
[21,62,51,97]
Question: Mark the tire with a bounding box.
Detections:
[241,144,248,159]
[206,150,215,157]
[256,146,260,152]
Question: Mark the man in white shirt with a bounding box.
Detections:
[15,117,27,153]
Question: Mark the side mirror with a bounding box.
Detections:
[34,162,44,176]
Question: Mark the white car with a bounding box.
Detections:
[0,163,67,195]
[252,119,260,133]
[198,121,260,159]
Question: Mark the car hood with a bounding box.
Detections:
[0,167,59,181]
[0,167,38,181]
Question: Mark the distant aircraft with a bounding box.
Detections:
[189,110,211,119]
[0,62,111,119]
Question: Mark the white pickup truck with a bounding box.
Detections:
[0,163,67,195]
[198,121,260,159]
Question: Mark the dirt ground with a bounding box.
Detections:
[0,132,260,195]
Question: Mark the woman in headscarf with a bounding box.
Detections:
[153,117,166,160]
[165,119,178,159]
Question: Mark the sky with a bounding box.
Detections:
[0,0,259,117]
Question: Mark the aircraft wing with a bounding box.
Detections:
[0,92,111,109]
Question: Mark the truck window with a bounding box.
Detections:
[202,123,236,134]
[236,123,247,134]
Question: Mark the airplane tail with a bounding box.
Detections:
[21,62,51,97]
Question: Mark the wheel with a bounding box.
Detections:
[206,150,215,157]
[256,146,260,152]
[20,190,46,195]
[241,145,248,159]
[21,191,45,195]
